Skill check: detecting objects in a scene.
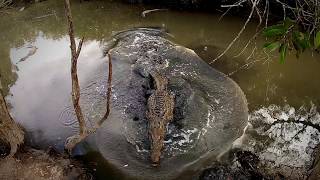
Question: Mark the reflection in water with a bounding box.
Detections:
[8,34,105,149]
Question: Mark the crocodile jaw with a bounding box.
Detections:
[151,145,161,166]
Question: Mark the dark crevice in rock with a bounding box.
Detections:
[270,118,320,132]
[133,116,139,121]
[0,139,10,159]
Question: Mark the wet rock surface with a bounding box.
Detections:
[232,104,320,179]
[0,140,10,158]
[60,28,249,179]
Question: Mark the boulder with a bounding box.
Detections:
[73,28,249,179]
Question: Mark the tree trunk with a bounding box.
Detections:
[0,79,24,157]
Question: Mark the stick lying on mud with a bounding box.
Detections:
[64,0,112,152]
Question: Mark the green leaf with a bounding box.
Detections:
[315,31,320,49]
[263,25,286,37]
[292,40,302,58]
[279,43,288,64]
[283,18,295,29]
[264,42,281,51]
[293,31,310,51]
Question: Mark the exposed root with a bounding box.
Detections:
[0,78,24,157]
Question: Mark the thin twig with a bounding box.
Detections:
[228,46,259,76]
[233,29,261,58]
[141,9,168,18]
[210,0,258,64]
[32,13,55,20]
[219,0,247,21]
[97,51,113,126]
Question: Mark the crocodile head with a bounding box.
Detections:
[149,124,165,167]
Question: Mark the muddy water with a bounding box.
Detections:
[0,0,319,178]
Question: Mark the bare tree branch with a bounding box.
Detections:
[64,0,87,151]
[63,0,113,152]
[210,0,259,64]
[65,0,87,136]
[97,51,112,126]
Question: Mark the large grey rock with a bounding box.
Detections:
[58,28,248,179]
[235,104,320,179]
[72,28,248,179]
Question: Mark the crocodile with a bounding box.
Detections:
[146,72,175,167]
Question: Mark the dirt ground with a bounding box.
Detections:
[0,147,91,180]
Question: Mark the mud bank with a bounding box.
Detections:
[0,146,91,180]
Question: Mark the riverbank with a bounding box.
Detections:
[0,145,91,179]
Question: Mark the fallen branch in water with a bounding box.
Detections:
[141,9,168,18]
[64,0,113,152]
[32,10,57,20]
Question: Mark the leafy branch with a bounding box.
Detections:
[263,18,319,63]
